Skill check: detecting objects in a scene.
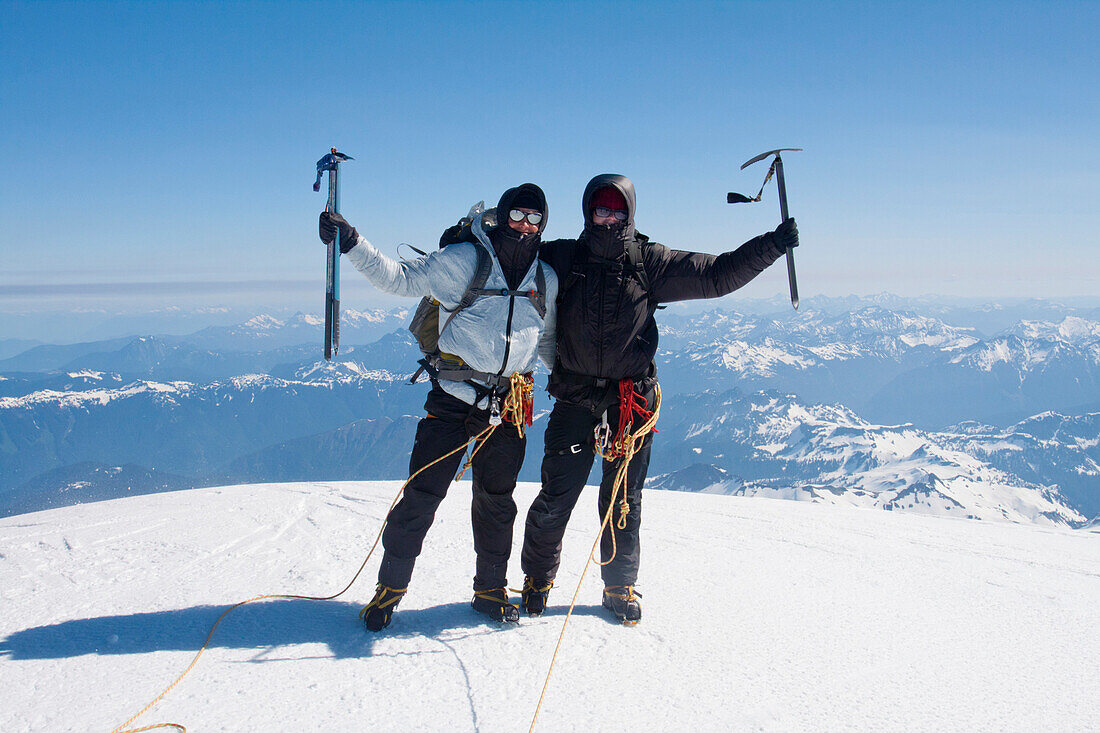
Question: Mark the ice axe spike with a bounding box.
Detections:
[728,147,802,310]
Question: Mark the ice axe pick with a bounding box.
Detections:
[728,148,802,310]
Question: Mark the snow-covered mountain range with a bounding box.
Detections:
[648,390,1085,526]
[0,368,425,512]
[658,306,1100,427]
[0,308,410,379]
[2,298,1098,523]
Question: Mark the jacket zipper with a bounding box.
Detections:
[596,269,605,375]
[498,293,516,375]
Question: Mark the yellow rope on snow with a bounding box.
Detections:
[528,384,661,733]
[112,374,550,726]
[114,372,535,732]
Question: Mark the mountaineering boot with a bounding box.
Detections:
[472,587,520,623]
[360,584,407,632]
[602,586,642,625]
[521,576,554,616]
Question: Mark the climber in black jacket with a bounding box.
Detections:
[519,173,799,624]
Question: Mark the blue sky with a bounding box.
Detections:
[1,0,1098,323]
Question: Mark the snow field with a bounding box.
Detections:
[0,481,1097,731]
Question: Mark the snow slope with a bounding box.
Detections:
[1,482,1097,732]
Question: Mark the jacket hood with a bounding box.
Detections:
[582,174,635,229]
[581,174,636,258]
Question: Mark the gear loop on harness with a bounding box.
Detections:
[594,410,612,454]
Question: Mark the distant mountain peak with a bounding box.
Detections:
[242,314,285,330]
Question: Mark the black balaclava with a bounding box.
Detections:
[490,182,547,289]
[581,174,637,260]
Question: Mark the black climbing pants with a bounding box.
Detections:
[378,385,526,592]
[521,388,654,588]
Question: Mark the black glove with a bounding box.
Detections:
[439,222,466,247]
[768,217,799,253]
[319,211,359,254]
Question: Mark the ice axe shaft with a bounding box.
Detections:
[730,148,802,310]
[773,155,799,310]
[315,148,354,360]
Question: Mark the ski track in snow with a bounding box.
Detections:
[0,481,1097,732]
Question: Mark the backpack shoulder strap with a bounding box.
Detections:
[439,243,493,336]
[527,261,547,318]
[626,238,650,292]
[469,243,493,292]
[627,237,664,310]
[558,243,587,305]
[470,260,549,319]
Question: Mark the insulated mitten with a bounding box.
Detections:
[319,211,359,254]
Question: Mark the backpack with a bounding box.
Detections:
[407,202,547,383]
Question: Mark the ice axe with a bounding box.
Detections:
[728,148,802,309]
[314,148,354,360]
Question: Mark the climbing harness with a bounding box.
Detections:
[455,372,534,481]
[528,383,661,733]
[113,373,534,733]
[593,379,659,549]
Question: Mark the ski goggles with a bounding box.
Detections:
[593,206,628,221]
[508,209,543,225]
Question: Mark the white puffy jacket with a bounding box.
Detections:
[345,211,558,408]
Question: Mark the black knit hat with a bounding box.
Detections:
[511,188,543,211]
[496,182,548,234]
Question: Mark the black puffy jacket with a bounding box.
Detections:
[539,174,785,411]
